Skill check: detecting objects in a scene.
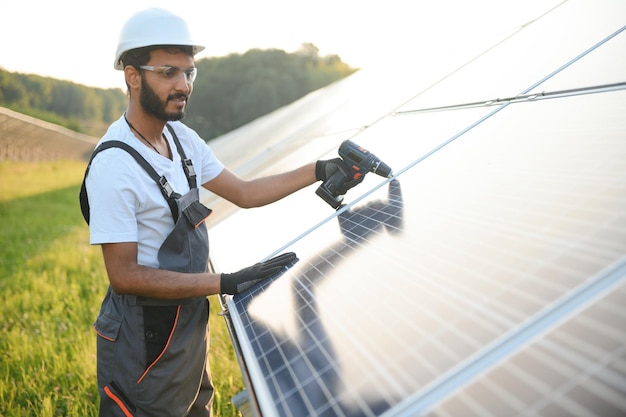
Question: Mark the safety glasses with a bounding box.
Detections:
[139,65,197,83]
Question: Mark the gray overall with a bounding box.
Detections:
[83,126,214,416]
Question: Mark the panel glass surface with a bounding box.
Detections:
[211,2,626,416]
[424,280,626,417]
[228,90,626,417]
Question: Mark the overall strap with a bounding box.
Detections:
[79,141,180,224]
[165,124,197,189]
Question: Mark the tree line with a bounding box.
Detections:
[0,43,357,140]
[0,70,126,136]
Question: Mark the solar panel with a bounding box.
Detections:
[209,1,626,416]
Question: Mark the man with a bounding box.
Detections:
[81,7,363,417]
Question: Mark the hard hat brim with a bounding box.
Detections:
[114,44,205,70]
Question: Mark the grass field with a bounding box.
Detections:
[0,161,244,416]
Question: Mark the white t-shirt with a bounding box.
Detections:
[86,117,224,268]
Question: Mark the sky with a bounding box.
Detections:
[2,0,555,90]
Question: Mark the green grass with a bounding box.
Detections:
[0,161,244,416]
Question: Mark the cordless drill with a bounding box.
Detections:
[316,140,393,209]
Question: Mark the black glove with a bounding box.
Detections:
[315,158,344,181]
[316,158,366,194]
[220,252,298,295]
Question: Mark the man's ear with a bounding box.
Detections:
[124,66,141,90]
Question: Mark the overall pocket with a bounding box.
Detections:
[94,310,123,384]
[94,312,122,342]
[141,305,180,380]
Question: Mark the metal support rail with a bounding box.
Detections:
[392,81,626,115]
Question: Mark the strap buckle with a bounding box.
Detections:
[158,176,176,198]
[182,159,197,188]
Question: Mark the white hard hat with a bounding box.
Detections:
[114,8,205,70]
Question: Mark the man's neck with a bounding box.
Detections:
[125,107,166,142]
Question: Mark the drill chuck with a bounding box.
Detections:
[371,159,393,178]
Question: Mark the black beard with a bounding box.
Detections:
[139,76,187,122]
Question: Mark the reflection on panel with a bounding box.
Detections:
[216,1,626,416]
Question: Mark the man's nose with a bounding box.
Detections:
[174,73,192,92]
